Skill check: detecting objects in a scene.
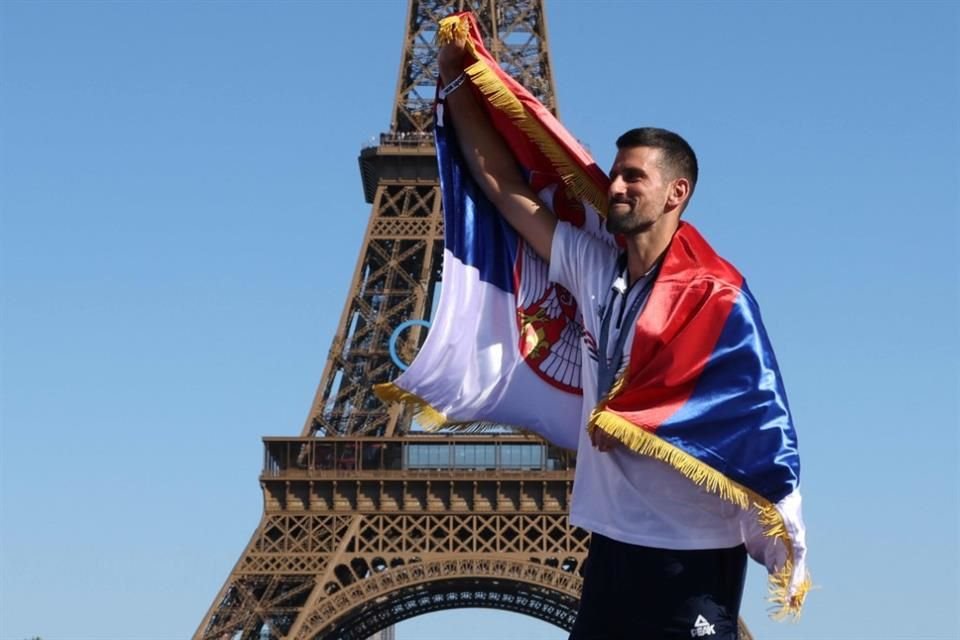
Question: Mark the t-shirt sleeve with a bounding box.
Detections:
[549,220,616,304]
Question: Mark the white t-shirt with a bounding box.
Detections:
[549,220,743,550]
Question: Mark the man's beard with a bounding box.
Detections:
[606,206,655,235]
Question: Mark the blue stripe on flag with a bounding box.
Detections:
[437,121,518,294]
[659,284,799,502]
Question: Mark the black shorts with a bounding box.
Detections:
[569,534,747,640]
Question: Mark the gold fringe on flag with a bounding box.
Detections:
[437,14,609,217]
[373,382,448,429]
[589,411,750,509]
[589,409,811,619]
[437,14,470,46]
[373,382,530,434]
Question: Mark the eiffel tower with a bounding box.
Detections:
[195,2,752,639]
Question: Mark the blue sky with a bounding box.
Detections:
[1,1,957,639]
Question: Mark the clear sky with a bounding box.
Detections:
[1,1,957,639]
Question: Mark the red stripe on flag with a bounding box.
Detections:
[606,223,743,431]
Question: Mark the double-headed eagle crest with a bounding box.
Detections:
[514,177,589,394]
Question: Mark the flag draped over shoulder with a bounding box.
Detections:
[374,11,810,619]
[589,222,811,616]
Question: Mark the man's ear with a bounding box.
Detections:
[667,177,691,209]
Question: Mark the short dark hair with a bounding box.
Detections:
[616,127,698,192]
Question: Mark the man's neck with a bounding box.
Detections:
[624,220,679,285]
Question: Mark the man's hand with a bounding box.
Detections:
[438,37,468,83]
[590,428,619,452]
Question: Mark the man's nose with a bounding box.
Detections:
[609,175,625,196]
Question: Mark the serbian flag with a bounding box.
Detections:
[374,12,809,618]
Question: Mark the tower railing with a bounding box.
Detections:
[262,435,576,478]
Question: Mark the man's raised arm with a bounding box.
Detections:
[437,40,557,263]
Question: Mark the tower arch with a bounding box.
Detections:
[300,558,581,639]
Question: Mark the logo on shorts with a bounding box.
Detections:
[690,614,716,637]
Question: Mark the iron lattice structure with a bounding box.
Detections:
[196,2,753,639]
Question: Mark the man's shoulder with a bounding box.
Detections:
[672,223,744,289]
[549,220,619,292]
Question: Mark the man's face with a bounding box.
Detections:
[606,146,673,235]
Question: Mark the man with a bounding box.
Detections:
[436,33,805,640]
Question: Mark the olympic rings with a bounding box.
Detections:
[388,319,431,371]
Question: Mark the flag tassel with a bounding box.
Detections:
[590,409,810,619]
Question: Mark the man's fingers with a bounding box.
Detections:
[591,429,617,452]
[438,38,469,79]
